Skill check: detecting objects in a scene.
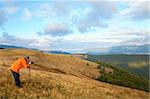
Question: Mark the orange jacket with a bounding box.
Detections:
[11,57,29,73]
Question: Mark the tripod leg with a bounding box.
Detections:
[29,68,31,82]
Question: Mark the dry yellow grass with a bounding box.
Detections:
[0,48,149,99]
[0,48,100,79]
[0,66,149,99]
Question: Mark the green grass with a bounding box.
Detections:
[87,54,149,79]
[96,62,149,92]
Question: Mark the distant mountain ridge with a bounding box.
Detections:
[86,44,150,55]
[109,44,149,54]
[0,44,70,54]
[0,44,24,49]
[0,44,38,50]
[41,50,70,54]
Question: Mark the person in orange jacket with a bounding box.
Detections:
[10,56,33,87]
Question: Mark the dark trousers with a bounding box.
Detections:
[11,70,21,87]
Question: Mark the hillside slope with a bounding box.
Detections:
[88,54,149,79]
[0,49,149,99]
[0,48,99,79]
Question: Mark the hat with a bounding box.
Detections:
[24,56,29,60]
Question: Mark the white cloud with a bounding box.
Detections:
[35,3,53,18]
[51,1,71,15]
[73,1,118,32]
[0,10,7,26]
[38,23,72,37]
[0,0,19,28]
[22,8,32,21]
[61,26,149,49]
[0,32,53,50]
[0,0,18,14]
[5,3,18,14]
[120,1,150,20]
[35,1,118,33]
[35,2,70,19]
[6,6,18,14]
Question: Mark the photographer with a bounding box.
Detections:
[10,56,33,88]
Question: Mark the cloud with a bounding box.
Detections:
[76,17,107,33]
[36,1,117,33]
[2,32,16,40]
[36,2,70,19]
[63,32,124,44]
[120,1,150,20]
[0,1,148,52]
[58,27,150,52]
[73,1,117,32]
[0,0,18,27]
[3,0,18,14]
[89,1,117,19]
[0,10,7,26]
[51,1,70,15]
[118,35,150,46]
[0,32,29,45]
[0,32,52,50]
[38,23,71,37]
[50,35,119,52]
[116,29,150,46]
[35,3,53,18]
[6,6,18,14]
[22,8,32,21]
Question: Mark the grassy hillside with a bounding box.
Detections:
[87,54,149,79]
[0,48,100,79]
[96,62,149,92]
[0,49,149,99]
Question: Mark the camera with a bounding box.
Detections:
[31,61,34,64]
[29,61,34,64]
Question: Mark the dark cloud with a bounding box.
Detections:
[38,23,71,37]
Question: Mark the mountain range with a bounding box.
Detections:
[0,45,24,49]
[0,44,149,55]
[85,44,149,55]
[40,50,70,54]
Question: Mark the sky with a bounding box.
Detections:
[0,0,149,52]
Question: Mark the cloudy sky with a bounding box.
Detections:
[0,0,149,52]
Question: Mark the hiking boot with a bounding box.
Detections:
[15,87,24,93]
[16,85,23,88]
